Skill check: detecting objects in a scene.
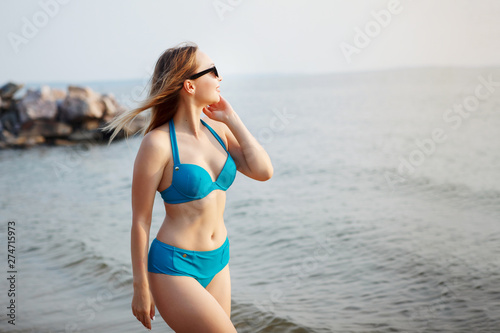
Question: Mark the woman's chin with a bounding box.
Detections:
[203,94,220,106]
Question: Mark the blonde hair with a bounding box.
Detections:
[102,41,199,144]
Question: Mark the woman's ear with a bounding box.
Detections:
[183,80,195,95]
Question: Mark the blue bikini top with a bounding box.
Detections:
[159,119,237,204]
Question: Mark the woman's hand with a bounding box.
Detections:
[132,286,155,330]
[203,95,235,124]
[205,95,274,181]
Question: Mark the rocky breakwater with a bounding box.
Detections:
[0,82,145,149]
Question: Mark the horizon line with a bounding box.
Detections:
[6,64,500,87]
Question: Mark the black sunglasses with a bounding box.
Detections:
[188,66,219,80]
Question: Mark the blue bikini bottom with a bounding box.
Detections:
[148,236,230,288]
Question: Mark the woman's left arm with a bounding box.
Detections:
[204,96,273,181]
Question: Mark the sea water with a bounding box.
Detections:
[1,67,499,332]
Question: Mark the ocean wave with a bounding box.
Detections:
[231,300,324,333]
[378,166,500,217]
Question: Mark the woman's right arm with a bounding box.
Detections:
[130,132,168,330]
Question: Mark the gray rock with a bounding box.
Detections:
[0,82,24,100]
[19,119,72,138]
[68,129,103,142]
[59,86,105,122]
[81,119,101,131]
[51,88,66,100]
[17,86,58,123]
[1,98,16,112]
[0,108,21,135]
[0,81,133,148]
[2,131,45,148]
[101,93,126,121]
[53,138,78,146]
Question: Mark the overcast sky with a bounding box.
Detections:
[1,0,499,84]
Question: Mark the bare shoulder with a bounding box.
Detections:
[136,125,172,165]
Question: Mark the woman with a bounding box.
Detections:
[103,41,273,332]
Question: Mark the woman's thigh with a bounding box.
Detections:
[206,264,231,317]
[148,272,236,333]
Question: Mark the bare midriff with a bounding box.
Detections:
[155,189,228,251]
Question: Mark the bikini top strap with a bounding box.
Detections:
[169,120,181,165]
[201,119,228,151]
